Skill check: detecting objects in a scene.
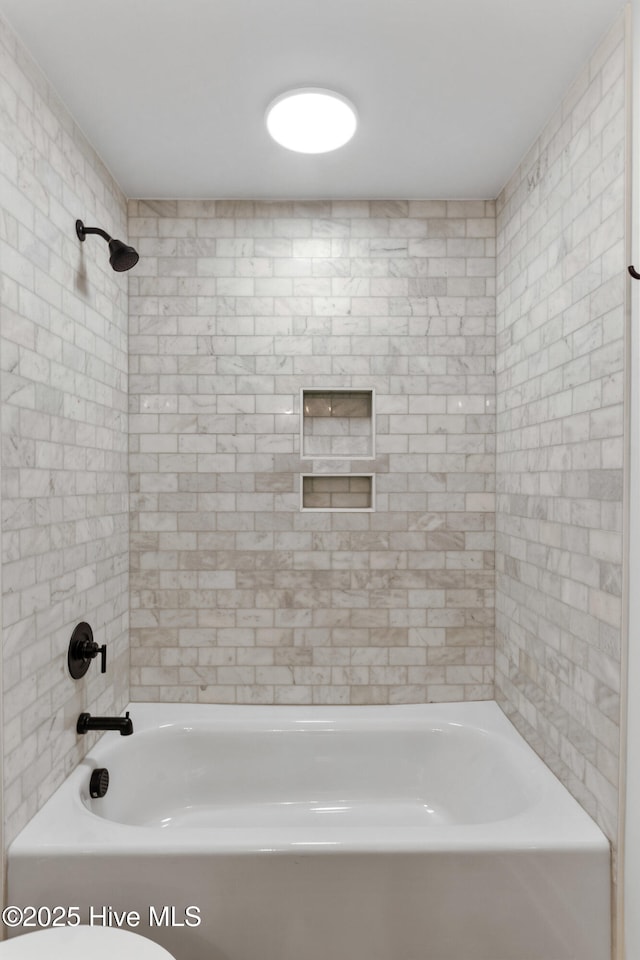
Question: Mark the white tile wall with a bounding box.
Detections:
[0,17,130,843]
[495,17,626,844]
[127,199,496,705]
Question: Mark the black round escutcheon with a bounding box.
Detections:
[90,767,109,799]
[68,622,106,678]
[68,622,94,679]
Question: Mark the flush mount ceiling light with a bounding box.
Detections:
[266,88,357,154]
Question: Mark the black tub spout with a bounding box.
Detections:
[77,711,133,736]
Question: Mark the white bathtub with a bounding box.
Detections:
[8,701,610,960]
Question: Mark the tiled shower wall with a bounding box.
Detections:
[0,17,130,843]
[128,200,496,704]
[495,16,626,842]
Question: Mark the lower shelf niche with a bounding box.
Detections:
[301,474,374,512]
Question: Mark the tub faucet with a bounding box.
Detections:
[77,711,133,736]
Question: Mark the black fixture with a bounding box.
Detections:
[90,768,110,798]
[77,711,133,737]
[629,265,640,280]
[76,219,139,272]
[68,622,106,679]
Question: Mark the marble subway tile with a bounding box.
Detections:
[1,19,129,844]
[129,199,496,708]
[495,16,625,845]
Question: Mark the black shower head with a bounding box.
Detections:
[76,219,139,272]
[108,238,140,272]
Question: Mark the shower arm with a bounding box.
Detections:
[76,221,112,243]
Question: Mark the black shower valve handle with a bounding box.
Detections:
[77,638,107,673]
[68,623,108,679]
[98,643,107,674]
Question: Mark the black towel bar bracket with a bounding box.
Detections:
[629,265,640,279]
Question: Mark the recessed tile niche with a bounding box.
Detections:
[301,389,374,459]
[301,474,374,512]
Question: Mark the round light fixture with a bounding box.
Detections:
[266,88,357,154]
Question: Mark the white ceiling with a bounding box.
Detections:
[0,0,627,199]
